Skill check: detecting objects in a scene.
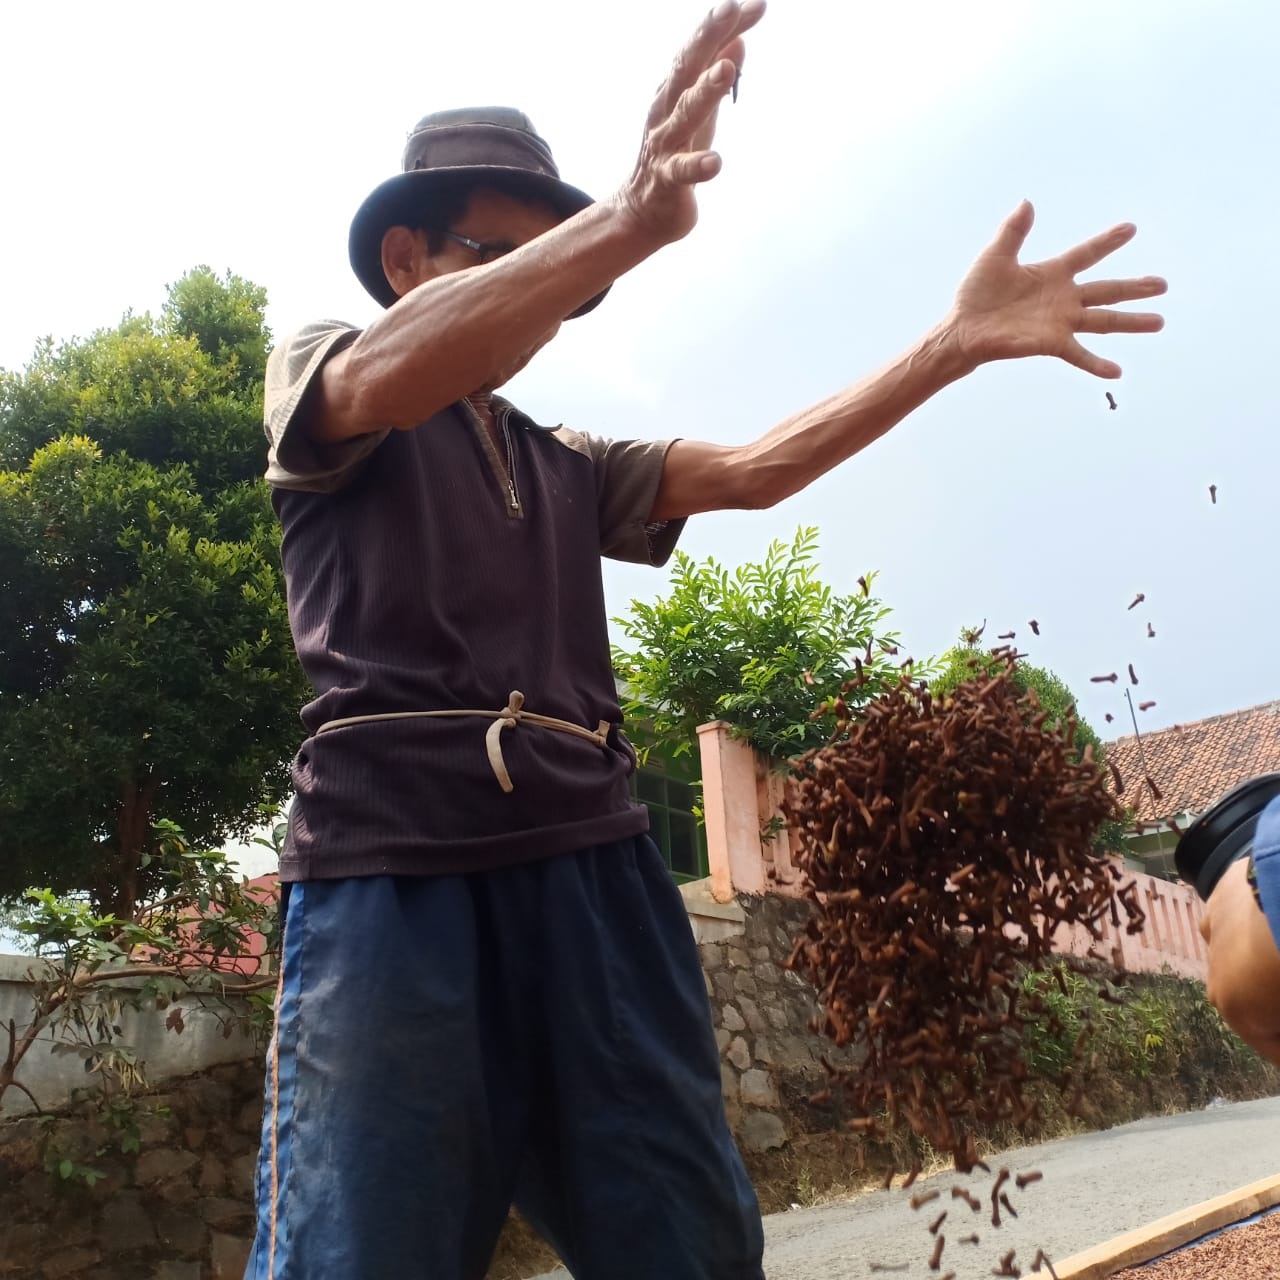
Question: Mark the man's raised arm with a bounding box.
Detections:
[310,0,766,446]
[652,201,1167,520]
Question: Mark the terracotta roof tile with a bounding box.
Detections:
[1105,700,1280,824]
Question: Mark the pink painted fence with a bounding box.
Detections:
[696,720,1207,982]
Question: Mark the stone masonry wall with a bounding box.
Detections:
[699,892,851,1158]
[0,892,833,1278]
[0,1060,263,1279]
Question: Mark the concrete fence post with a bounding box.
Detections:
[697,721,767,901]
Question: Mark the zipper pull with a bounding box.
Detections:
[508,482,519,511]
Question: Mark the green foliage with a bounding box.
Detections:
[161,266,270,397]
[2,820,279,1116]
[612,528,904,763]
[1018,965,1278,1098]
[0,271,305,916]
[1018,965,1089,1079]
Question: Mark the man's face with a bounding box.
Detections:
[394,187,565,388]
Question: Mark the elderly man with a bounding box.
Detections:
[247,2,1166,1276]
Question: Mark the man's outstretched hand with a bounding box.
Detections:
[620,0,766,244]
[946,201,1167,378]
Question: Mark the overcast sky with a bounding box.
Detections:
[2,0,1274,761]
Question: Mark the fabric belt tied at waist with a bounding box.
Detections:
[315,690,611,794]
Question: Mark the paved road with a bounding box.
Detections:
[529,1096,1280,1279]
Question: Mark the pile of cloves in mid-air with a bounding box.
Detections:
[784,652,1146,1173]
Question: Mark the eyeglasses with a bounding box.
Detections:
[442,231,518,265]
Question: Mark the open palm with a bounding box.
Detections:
[950,201,1167,379]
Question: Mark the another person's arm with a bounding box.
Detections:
[1201,800,1280,1066]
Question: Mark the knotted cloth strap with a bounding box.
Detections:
[316,691,611,794]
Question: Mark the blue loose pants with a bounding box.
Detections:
[245,836,765,1279]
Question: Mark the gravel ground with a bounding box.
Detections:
[1116,1206,1280,1278]
[528,1096,1280,1279]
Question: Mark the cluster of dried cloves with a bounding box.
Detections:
[784,652,1146,1171]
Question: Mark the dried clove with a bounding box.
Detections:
[1128,592,1145,610]
[1090,673,1118,683]
[1105,392,1117,410]
[912,1189,942,1210]
[1128,663,1138,685]
[784,656,1143,1170]
[1015,1171,1043,1190]
[928,1210,948,1235]
[1106,758,1125,795]
[1209,484,1217,504]
[990,1168,1010,1226]
[929,1234,946,1272]
[1031,1249,1058,1279]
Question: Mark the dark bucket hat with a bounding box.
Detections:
[349,106,608,319]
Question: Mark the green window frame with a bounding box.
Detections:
[630,767,708,883]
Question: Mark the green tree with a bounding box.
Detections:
[1,820,279,1120]
[0,271,306,918]
[612,527,904,763]
[931,631,1127,851]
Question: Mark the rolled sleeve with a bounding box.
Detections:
[571,433,687,566]
[264,321,390,493]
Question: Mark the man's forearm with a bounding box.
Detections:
[653,321,976,520]
[736,321,975,508]
[343,199,663,433]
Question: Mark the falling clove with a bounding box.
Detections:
[1031,1249,1059,1279]
[994,1248,1022,1278]
[929,1234,946,1272]
[785,657,1144,1172]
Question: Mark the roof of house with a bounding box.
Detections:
[1105,699,1280,823]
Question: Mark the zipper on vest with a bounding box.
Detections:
[461,399,523,518]
[499,407,521,515]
